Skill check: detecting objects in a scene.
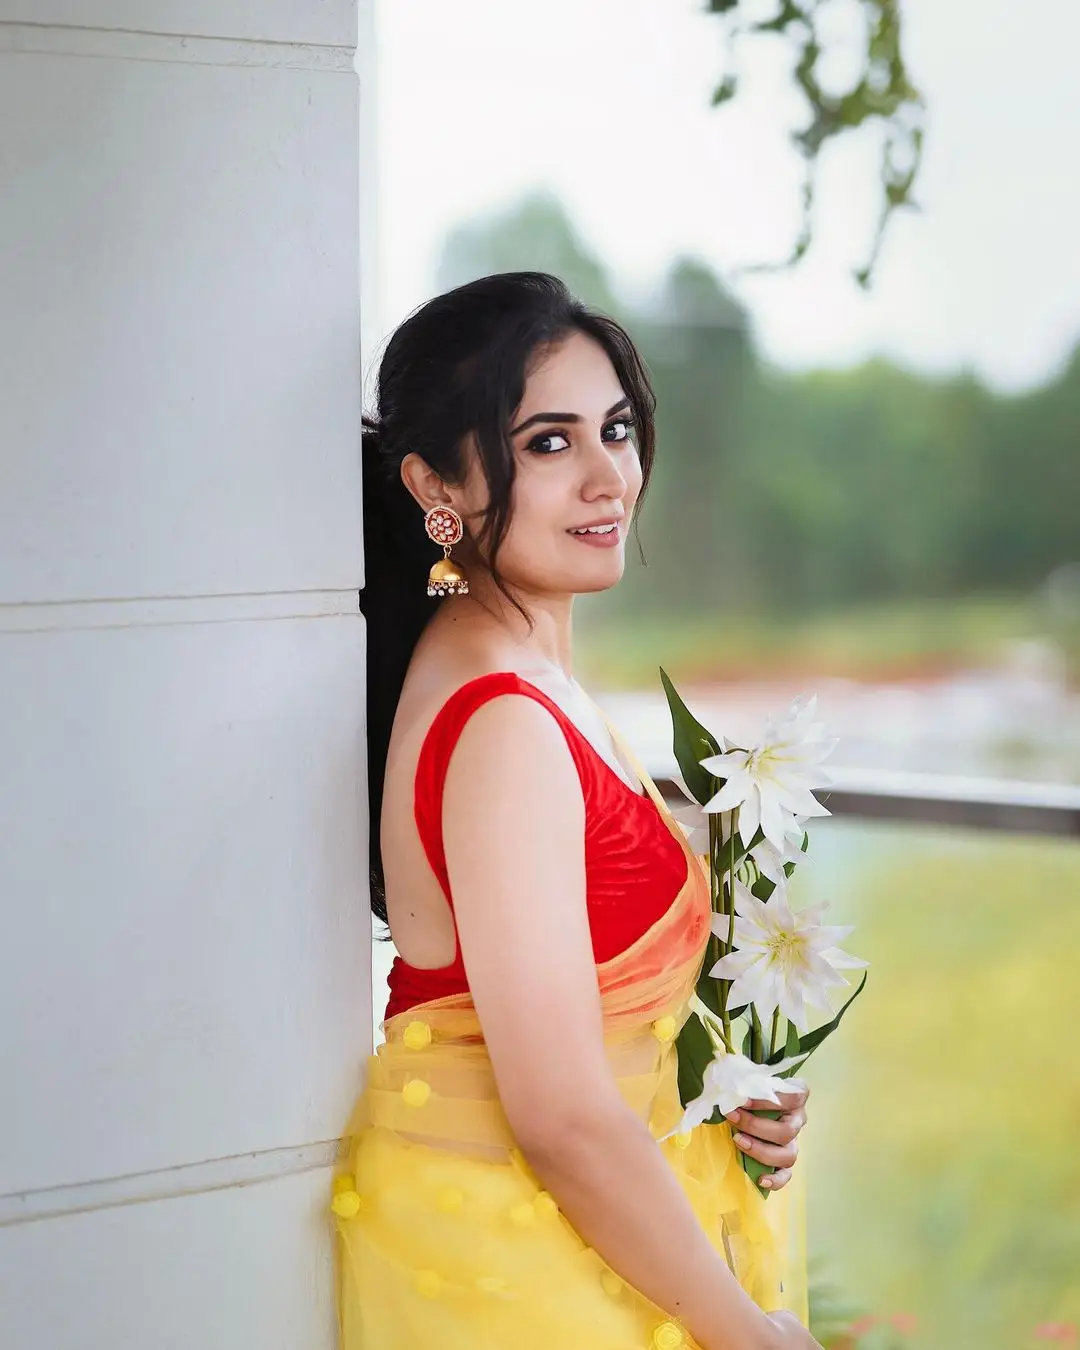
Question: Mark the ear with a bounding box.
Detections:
[400,452,455,514]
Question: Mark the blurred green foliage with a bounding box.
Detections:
[797,822,1080,1349]
[574,595,1046,689]
[703,0,925,286]
[437,194,1080,680]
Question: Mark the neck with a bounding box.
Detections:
[451,568,575,678]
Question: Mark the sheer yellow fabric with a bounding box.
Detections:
[335,753,808,1349]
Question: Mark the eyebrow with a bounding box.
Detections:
[510,396,632,436]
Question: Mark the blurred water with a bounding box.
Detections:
[601,653,1080,785]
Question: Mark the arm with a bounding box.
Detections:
[443,696,818,1350]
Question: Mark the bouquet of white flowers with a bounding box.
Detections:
[660,670,868,1195]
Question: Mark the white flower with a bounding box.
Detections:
[699,695,837,850]
[709,883,868,1033]
[671,800,711,856]
[662,1048,807,1138]
[748,820,807,885]
[670,778,731,856]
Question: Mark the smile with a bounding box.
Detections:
[568,522,621,548]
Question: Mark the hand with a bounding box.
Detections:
[724,1082,809,1192]
[767,1309,824,1348]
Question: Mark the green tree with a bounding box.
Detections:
[631,260,754,613]
[436,191,619,314]
[433,193,1080,626]
[963,346,1080,590]
[742,362,994,608]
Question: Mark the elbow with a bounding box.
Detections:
[506,1089,627,1172]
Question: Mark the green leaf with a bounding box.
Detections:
[711,75,738,107]
[765,1018,802,1068]
[659,667,721,806]
[716,828,749,872]
[751,874,778,903]
[741,1153,774,1194]
[675,1011,714,1109]
[795,972,869,1064]
[738,1107,783,1196]
[695,972,723,1019]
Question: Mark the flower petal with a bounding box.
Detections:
[775,782,832,819]
[699,749,748,777]
[709,949,755,980]
[821,946,870,970]
[757,789,792,852]
[702,778,748,814]
[737,788,761,845]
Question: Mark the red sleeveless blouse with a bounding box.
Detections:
[384,672,689,1022]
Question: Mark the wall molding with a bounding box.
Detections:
[0,590,360,635]
[0,22,356,72]
[0,1139,341,1228]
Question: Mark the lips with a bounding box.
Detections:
[567,520,622,549]
[569,523,618,537]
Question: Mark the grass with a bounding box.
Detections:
[792,822,1080,1349]
[575,592,1062,689]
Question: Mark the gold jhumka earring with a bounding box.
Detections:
[424,505,469,597]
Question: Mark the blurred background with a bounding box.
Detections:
[369,1,1080,1346]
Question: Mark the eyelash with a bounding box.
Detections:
[527,417,637,456]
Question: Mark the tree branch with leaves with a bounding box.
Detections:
[706,0,925,287]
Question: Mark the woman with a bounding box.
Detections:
[336,272,820,1350]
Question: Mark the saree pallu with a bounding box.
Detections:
[334,842,807,1349]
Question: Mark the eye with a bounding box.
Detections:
[602,417,636,443]
[527,430,571,455]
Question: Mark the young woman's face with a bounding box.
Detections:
[460,330,643,598]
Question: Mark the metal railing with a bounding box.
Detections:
[652,766,1080,838]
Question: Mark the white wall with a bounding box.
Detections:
[0,4,370,1346]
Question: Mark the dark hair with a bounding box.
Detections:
[361,271,656,922]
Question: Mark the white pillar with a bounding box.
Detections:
[0,5,370,1346]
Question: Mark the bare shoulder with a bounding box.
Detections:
[436,687,585,865]
[445,683,575,776]
[441,689,586,928]
[393,637,560,767]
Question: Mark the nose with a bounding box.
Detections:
[580,432,629,503]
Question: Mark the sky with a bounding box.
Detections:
[373,0,1080,394]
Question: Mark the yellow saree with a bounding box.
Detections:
[334,746,807,1349]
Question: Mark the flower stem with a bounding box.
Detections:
[708,811,732,1050]
[769,1009,780,1059]
[750,1008,764,1061]
[725,807,739,953]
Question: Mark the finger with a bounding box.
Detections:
[760,1167,792,1192]
[725,1107,806,1145]
[744,1086,808,1112]
[731,1129,799,1170]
